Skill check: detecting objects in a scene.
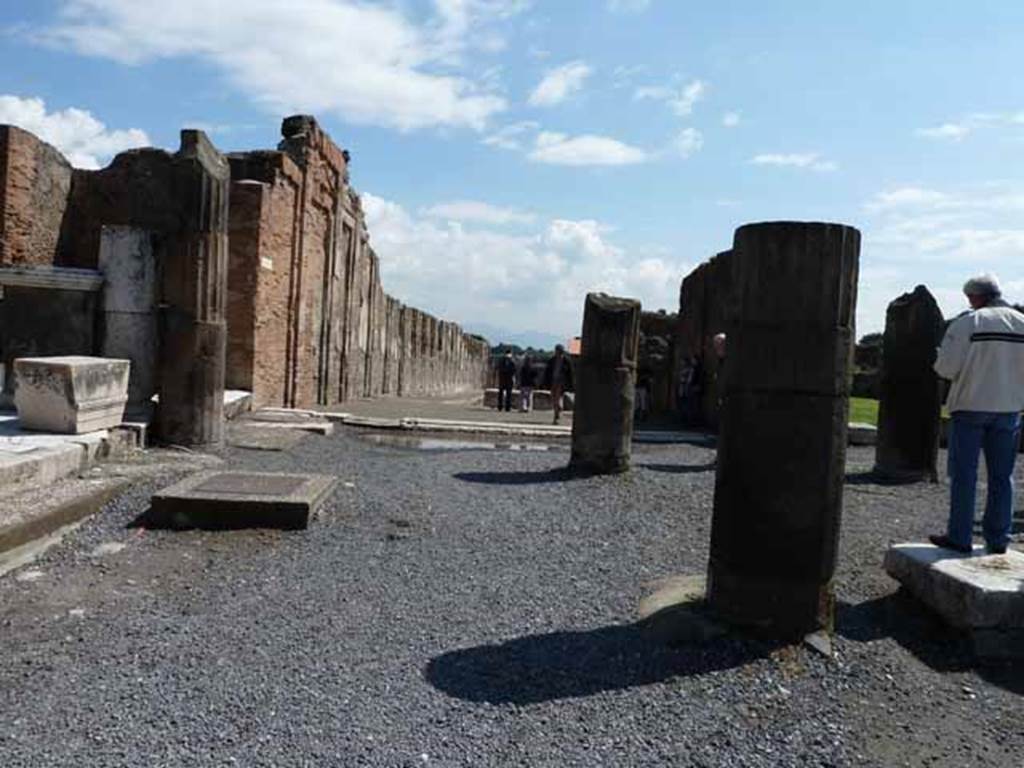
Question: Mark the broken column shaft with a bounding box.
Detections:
[154,131,230,447]
[873,285,945,483]
[708,221,860,637]
[570,293,641,474]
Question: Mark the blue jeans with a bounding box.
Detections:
[946,411,1021,550]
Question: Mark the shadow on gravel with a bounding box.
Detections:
[453,468,586,485]
[425,624,775,704]
[837,590,1024,695]
[641,462,717,475]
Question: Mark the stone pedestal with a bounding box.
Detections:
[13,356,130,434]
[873,285,945,483]
[885,543,1024,659]
[708,221,860,637]
[570,293,641,474]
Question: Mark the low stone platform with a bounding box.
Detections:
[884,543,1024,659]
[150,471,337,530]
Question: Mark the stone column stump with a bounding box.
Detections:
[570,293,641,474]
[873,285,945,483]
[708,221,860,637]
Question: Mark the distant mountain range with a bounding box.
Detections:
[463,322,569,351]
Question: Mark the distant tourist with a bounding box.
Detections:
[497,351,516,412]
[544,344,574,425]
[519,355,537,412]
[677,354,703,426]
[930,274,1024,555]
[635,378,651,425]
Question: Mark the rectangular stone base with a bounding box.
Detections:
[884,543,1024,655]
[150,471,337,530]
[14,356,130,434]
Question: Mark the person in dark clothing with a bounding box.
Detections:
[543,344,574,424]
[519,354,537,412]
[497,351,516,412]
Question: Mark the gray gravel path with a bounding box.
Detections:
[0,431,1021,767]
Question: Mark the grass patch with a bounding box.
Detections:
[850,397,879,426]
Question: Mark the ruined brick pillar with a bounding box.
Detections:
[873,285,945,483]
[155,131,230,447]
[570,293,641,475]
[708,221,860,637]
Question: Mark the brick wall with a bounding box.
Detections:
[225,115,489,408]
[0,116,490,413]
[0,126,73,266]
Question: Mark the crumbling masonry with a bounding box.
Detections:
[0,117,489,442]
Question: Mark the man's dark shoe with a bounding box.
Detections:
[928,534,973,554]
[986,544,1008,555]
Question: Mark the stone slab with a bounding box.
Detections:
[224,390,253,420]
[848,422,877,446]
[637,574,727,646]
[14,356,130,434]
[227,424,309,452]
[884,543,1024,629]
[150,471,337,530]
[244,409,333,435]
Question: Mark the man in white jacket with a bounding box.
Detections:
[931,274,1024,555]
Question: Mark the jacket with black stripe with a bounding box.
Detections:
[934,300,1024,413]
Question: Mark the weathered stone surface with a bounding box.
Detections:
[873,285,945,483]
[14,356,130,434]
[570,293,641,475]
[99,227,159,408]
[150,470,336,529]
[708,221,860,637]
[885,543,1024,631]
[0,276,100,406]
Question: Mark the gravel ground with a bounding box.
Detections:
[0,431,1022,767]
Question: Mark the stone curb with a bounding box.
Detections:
[0,478,131,557]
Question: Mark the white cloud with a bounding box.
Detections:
[722,111,740,128]
[750,152,837,172]
[482,120,539,151]
[634,78,706,117]
[607,0,651,11]
[916,110,1024,142]
[917,122,971,141]
[528,131,649,166]
[670,80,706,117]
[858,180,1024,332]
[363,192,688,337]
[423,200,535,225]
[528,60,593,107]
[674,127,703,159]
[0,94,149,169]
[38,0,521,132]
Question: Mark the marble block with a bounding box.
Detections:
[14,356,130,434]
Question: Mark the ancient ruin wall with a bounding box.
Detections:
[0,117,489,413]
[0,126,73,266]
[225,116,488,409]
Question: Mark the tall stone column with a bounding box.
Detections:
[570,293,641,475]
[708,222,860,637]
[873,285,945,483]
[155,131,230,447]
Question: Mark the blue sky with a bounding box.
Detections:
[2,1,1023,344]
